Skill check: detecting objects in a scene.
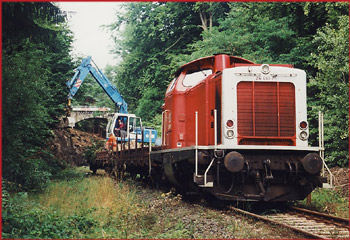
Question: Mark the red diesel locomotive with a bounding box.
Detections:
[150,54,326,201]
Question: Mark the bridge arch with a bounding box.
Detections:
[65,106,113,128]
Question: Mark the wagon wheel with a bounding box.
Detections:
[105,166,113,176]
[118,163,127,180]
[130,172,137,180]
[89,164,97,175]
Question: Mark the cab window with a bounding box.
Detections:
[182,69,212,87]
[129,117,141,133]
[166,77,178,93]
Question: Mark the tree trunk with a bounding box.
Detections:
[199,10,208,32]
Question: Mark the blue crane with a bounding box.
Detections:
[66,56,157,144]
[66,56,127,113]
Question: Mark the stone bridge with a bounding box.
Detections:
[65,106,113,128]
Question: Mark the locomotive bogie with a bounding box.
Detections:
[151,147,325,201]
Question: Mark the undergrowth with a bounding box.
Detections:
[297,187,349,218]
[2,167,146,238]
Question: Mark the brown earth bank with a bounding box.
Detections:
[50,128,104,166]
[328,167,349,198]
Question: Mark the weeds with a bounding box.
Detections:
[157,221,195,239]
[2,167,144,239]
[298,188,349,218]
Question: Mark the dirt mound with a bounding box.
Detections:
[50,128,105,166]
[330,167,349,197]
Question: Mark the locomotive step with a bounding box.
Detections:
[194,174,214,187]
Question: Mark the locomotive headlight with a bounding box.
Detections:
[299,131,308,141]
[261,64,270,74]
[226,119,234,128]
[299,121,308,130]
[226,129,234,139]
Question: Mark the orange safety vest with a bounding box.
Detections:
[106,134,115,150]
[111,135,117,152]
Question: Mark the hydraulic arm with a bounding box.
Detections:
[66,56,128,113]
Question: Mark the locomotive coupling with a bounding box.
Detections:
[300,153,323,174]
[224,151,244,172]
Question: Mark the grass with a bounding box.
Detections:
[2,167,145,239]
[3,167,206,239]
[297,187,349,219]
[4,166,339,239]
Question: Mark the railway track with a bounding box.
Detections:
[229,206,349,239]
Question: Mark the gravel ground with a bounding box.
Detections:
[127,179,305,239]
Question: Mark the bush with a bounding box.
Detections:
[2,188,98,238]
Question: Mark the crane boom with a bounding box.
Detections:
[66,56,128,113]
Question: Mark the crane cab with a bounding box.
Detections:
[106,113,141,141]
[106,113,157,143]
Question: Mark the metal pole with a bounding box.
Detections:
[321,112,324,159]
[161,111,165,145]
[149,129,152,176]
[195,111,198,176]
[214,109,217,150]
[319,111,324,176]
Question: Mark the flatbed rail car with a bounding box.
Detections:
[93,130,161,176]
[94,54,328,202]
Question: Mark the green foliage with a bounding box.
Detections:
[2,190,97,238]
[84,139,105,165]
[142,113,163,135]
[108,2,229,120]
[188,2,296,63]
[2,2,74,190]
[299,188,349,218]
[135,87,163,121]
[157,221,194,239]
[2,168,147,238]
[308,15,349,166]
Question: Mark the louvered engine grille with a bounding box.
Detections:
[237,81,295,145]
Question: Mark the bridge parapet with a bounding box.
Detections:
[71,106,111,112]
[65,106,113,128]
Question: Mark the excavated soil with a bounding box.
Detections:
[329,167,349,197]
[50,128,104,166]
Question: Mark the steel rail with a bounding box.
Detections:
[290,206,349,227]
[229,206,349,239]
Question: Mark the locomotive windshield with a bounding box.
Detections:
[183,68,212,87]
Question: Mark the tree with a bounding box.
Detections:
[2,2,73,190]
[193,2,229,32]
[108,2,230,120]
[308,14,349,166]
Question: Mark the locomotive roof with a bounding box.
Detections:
[174,54,254,76]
